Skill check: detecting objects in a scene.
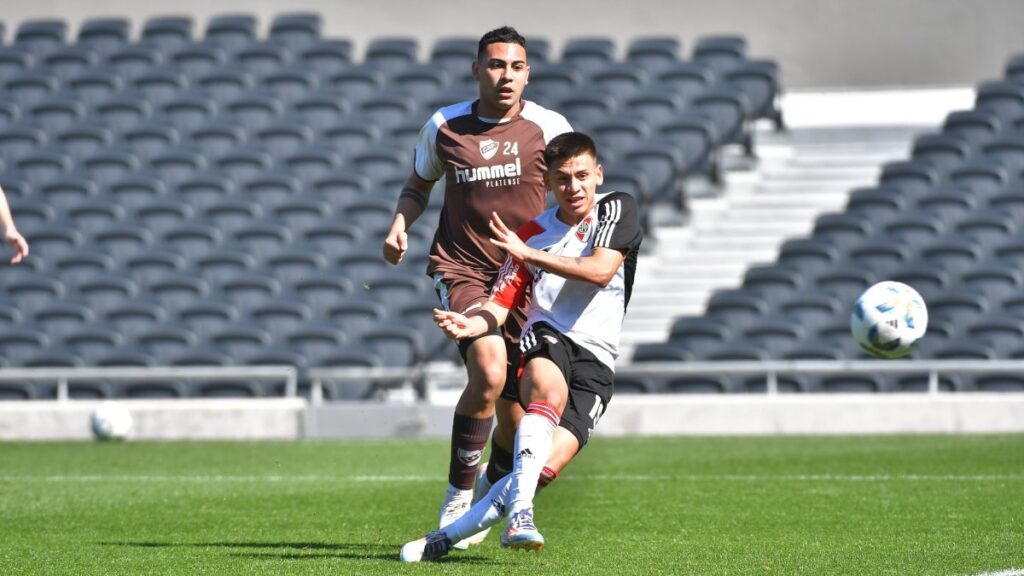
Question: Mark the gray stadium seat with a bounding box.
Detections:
[0,124,47,161]
[222,92,284,130]
[362,327,423,367]
[33,300,95,334]
[294,272,356,312]
[204,14,258,51]
[41,47,98,81]
[692,35,747,75]
[298,39,354,75]
[776,290,843,327]
[4,70,60,106]
[105,173,168,209]
[723,60,784,130]
[561,37,616,72]
[942,109,1001,148]
[958,260,1023,301]
[260,68,319,102]
[812,263,876,301]
[0,47,33,80]
[132,68,189,104]
[910,133,972,175]
[778,238,840,276]
[92,95,152,131]
[104,300,168,338]
[92,223,154,259]
[105,44,164,80]
[290,92,350,127]
[945,159,1010,197]
[318,117,381,160]
[878,161,940,197]
[250,299,314,334]
[161,222,223,256]
[217,272,282,308]
[233,41,291,77]
[77,18,131,55]
[975,81,1024,123]
[214,147,273,181]
[54,123,114,160]
[142,16,194,51]
[704,290,769,329]
[123,248,188,283]
[366,36,419,71]
[14,19,67,55]
[262,246,327,283]
[269,12,322,49]
[739,315,806,357]
[526,62,582,102]
[888,263,950,299]
[201,198,264,233]
[280,145,344,182]
[254,121,315,156]
[193,246,258,282]
[176,300,240,337]
[812,212,873,246]
[626,37,681,72]
[168,42,227,78]
[740,265,804,299]
[690,85,752,154]
[429,37,477,76]
[845,237,912,276]
[148,148,208,185]
[147,274,211,308]
[75,274,138,311]
[846,186,907,221]
[207,322,273,359]
[623,86,685,125]
[326,64,386,103]
[67,197,126,234]
[390,64,450,97]
[186,120,248,156]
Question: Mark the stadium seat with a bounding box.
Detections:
[92,95,152,132]
[980,134,1024,176]
[75,274,138,311]
[429,36,477,76]
[221,93,284,131]
[14,19,67,55]
[955,209,1015,245]
[284,323,346,363]
[690,85,752,154]
[280,145,344,182]
[317,117,381,161]
[0,101,20,128]
[777,238,841,276]
[161,223,223,256]
[120,380,187,399]
[0,47,33,80]
[232,42,291,77]
[812,263,876,301]
[917,236,985,275]
[254,122,315,156]
[41,46,99,82]
[723,60,784,129]
[62,324,124,362]
[361,327,423,367]
[298,39,354,75]
[146,274,211,308]
[740,265,804,300]
[35,175,98,210]
[293,272,356,312]
[0,326,50,365]
[945,159,1010,198]
[201,198,264,233]
[176,300,240,337]
[54,123,115,160]
[192,246,258,282]
[239,170,302,205]
[356,93,419,129]
[76,17,130,55]
[555,92,618,128]
[893,373,957,393]
[626,36,681,72]
[877,161,940,197]
[390,64,451,97]
[776,290,844,327]
[910,133,972,175]
[811,212,873,246]
[105,44,163,81]
[28,97,86,134]
[845,237,912,276]
[204,14,258,50]
[132,68,189,104]
[33,300,95,334]
[262,247,327,283]
[941,109,1001,148]
[217,272,283,307]
[738,316,806,357]
[9,198,54,230]
[326,64,387,103]
[4,70,60,106]
[141,16,193,50]
[965,314,1024,354]
[692,34,747,75]
[122,122,181,161]
[168,43,228,78]
[587,63,647,99]
[846,186,908,221]
[148,148,208,185]
[269,12,322,49]
[365,37,419,72]
[24,223,83,260]
[290,92,350,127]
[915,189,977,223]
[135,324,200,363]
[260,69,319,102]
[588,114,652,156]
[185,120,248,157]
[214,147,273,181]
[974,80,1024,123]
[230,220,292,253]
[314,345,385,400]
[665,375,731,394]
[927,289,990,324]
[623,86,686,125]
[102,173,167,209]
[249,299,314,334]
[15,150,74,185]
[973,374,1024,392]
[704,290,769,329]
[207,322,273,359]
[960,260,1023,301]
[67,197,126,234]
[123,249,188,283]
[600,163,652,203]
[561,37,616,72]
[0,124,47,161]
[619,137,688,204]
[195,68,255,101]
[526,62,582,101]
[888,263,950,299]
[104,300,169,338]
[881,211,945,246]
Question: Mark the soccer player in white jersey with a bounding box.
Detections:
[382,27,572,548]
[400,132,642,561]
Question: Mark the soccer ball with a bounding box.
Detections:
[850,281,928,359]
[90,401,133,441]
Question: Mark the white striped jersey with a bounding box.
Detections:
[490,191,642,370]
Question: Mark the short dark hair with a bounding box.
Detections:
[544,132,599,169]
[477,26,527,60]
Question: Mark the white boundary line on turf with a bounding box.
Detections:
[971,569,1024,576]
[1,474,1022,483]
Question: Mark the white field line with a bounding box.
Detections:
[0,474,1022,483]
[971,570,1024,576]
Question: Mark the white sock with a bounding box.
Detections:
[442,475,512,542]
[508,402,559,515]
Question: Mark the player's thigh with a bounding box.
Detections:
[519,356,569,413]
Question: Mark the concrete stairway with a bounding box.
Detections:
[619,124,925,360]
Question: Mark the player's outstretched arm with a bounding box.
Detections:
[383,172,434,265]
[489,212,624,287]
[433,302,510,340]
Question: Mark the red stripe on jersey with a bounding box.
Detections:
[489,219,546,309]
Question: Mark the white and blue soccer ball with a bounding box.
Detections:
[90,401,133,441]
[850,281,928,359]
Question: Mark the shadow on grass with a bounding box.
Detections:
[100,541,497,564]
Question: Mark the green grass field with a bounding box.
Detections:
[1,435,1022,575]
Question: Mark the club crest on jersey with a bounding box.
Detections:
[479,139,498,160]
[575,216,594,242]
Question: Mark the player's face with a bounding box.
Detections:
[547,153,603,225]
[472,42,529,119]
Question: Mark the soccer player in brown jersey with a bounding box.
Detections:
[0,185,29,264]
[383,26,571,548]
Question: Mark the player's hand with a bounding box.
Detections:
[489,212,532,262]
[5,229,28,264]
[433,308,477,340]
[383,228,408,265]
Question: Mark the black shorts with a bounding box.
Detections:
[502,322,614,450]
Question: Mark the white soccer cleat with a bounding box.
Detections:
[399,530,452,562]
[460,462,493,547]
[438,484,472,550]
[500,508,544,551]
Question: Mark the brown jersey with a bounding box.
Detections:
[414,99,572,283]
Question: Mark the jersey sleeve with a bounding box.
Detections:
[412,112,444,182]
[593,192,643,252]
[489,255,530,310]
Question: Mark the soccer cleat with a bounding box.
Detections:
[399,530,452,562]
[460,462,493,547]
[500,508,544,551]
[438,484,472,550]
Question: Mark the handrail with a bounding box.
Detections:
[0,366,299,399]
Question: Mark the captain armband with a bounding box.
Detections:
[473,310,500,333]
[399,187,428,209]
